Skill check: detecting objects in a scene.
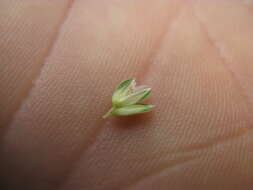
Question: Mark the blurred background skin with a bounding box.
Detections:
[1,0,253,189]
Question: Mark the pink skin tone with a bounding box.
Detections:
[1,0,253,189]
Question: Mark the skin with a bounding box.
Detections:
[1,0,253,189]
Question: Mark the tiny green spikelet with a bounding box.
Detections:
[103,78,154,118]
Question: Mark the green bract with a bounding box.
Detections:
[103,79,154,118]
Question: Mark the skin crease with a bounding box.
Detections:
[1,0,253,189]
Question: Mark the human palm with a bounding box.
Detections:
[1,0,253,189]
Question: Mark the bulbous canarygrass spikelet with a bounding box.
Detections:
[103,79,154,118]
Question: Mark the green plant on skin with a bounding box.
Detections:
[103,78,154,118]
